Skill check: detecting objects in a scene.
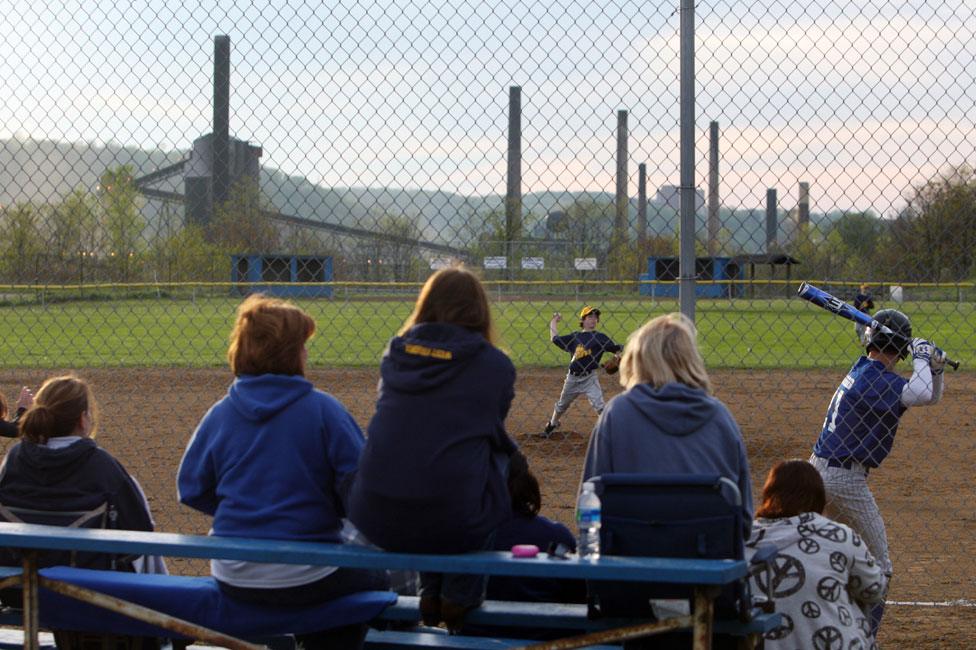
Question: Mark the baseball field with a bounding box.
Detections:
[0,295,971,647]
[0,294,970,369]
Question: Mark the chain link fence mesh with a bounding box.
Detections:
[0,0,973,621]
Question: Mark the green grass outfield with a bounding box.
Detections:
[0,295,970,370]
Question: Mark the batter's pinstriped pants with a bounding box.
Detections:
[809,454,892,577]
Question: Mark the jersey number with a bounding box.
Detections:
[823,386,847,434]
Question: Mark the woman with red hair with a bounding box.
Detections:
[747,460,887,650]
[179,294,386,650]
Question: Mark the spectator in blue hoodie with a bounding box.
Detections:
[178,294,387,650]
[349,266,518,633]
[581,312,753,524]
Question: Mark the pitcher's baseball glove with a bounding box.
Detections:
[602,356,620,375]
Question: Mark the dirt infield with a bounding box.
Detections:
[0,367,972,648]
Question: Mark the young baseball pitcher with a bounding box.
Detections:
[809,308,946,634]
[542,306,622,437]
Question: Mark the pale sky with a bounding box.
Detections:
[1,0,973,217]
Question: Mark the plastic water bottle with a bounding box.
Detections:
[576,481,601,560]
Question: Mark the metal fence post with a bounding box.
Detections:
[679,0,697,322]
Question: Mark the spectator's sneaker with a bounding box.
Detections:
[540,421,556,438]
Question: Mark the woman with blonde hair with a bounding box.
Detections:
[178,294,386,650]
[349,266,517,632]
[581,313,753,523]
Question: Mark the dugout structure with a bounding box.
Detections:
[231,254,334,298]
[730,254,801,298]
[640,256,745,298]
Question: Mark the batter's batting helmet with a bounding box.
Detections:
[865,308,912,359]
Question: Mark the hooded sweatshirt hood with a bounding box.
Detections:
[227,374,313,422]
[381,322,488,394]
[627,382,721,436]
[581,380,754,526]
[8,437,99,486]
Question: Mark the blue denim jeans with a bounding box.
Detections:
[217,566,389,650]
[418,530,496,609]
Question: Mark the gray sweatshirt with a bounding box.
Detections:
[581,381,754,523]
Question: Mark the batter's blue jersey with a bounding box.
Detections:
[813,356,908,468]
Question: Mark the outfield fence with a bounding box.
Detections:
[0,0,974,628]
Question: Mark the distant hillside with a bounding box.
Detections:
[0,137,838,253]
[0,137,485,245]
[0,137,185,205]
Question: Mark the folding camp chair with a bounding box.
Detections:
[587,474,766,624]
[0,501,156,649]
[0,501,137,572]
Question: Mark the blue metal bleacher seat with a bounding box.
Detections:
[32,567,396,641]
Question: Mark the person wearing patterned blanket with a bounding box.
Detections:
[746,460,887,650]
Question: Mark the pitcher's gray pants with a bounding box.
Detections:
[549,371,604,428]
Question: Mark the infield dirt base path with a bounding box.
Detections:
[0,367,972,648]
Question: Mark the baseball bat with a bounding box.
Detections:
[797,282,960,370]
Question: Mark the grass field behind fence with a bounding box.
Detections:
[0,294,970,370]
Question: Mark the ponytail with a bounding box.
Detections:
[19,405,57,444]
[17,376,94,444]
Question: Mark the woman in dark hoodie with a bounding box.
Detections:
[0,375,164,650]
[0,375,160,570]
[349,265,517,632]
[581,312,753,522]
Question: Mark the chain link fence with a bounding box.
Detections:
[0,0,974,633]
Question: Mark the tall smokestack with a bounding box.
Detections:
[213,35,231,208]
[637,163,647,253]
[766,188,778,252]
[614,110,628,248]
[707,121,720,255]
[505,86,522,276]
[798,181,810,229]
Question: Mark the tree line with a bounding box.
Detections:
[1,163,973,287]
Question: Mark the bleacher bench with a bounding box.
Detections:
[0,524,780,650]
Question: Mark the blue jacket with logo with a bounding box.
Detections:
[349,322,517,553]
